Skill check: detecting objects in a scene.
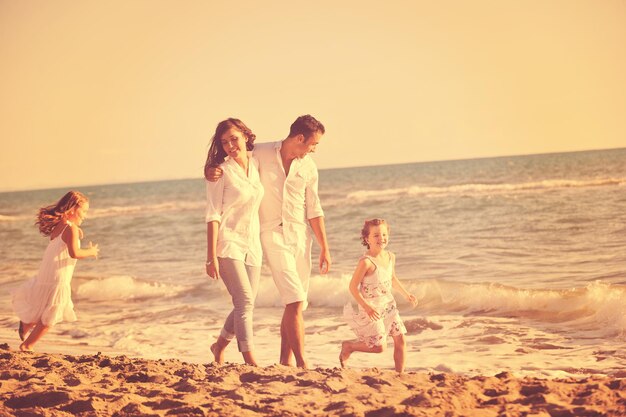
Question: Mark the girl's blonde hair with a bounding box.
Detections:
[36,191,89,236]
[361,218,389,249]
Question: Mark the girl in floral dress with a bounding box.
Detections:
[341,218,417,373]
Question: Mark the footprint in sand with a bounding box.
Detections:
[142,399,186,410]
[5,391,72,409]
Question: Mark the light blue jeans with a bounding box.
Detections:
[218,257,260,352]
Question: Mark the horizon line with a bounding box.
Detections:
[1,146,623,194]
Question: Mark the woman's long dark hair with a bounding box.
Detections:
[204,118,256,179]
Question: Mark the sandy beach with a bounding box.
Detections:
[0,344,624,417]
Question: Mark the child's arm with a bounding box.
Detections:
[349,258,381,321]
[63,224,99,259]
[390,252,417,307]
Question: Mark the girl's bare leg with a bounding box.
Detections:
[392,334,406,373]
[18,322,36,341]
[20,322,49,351]
[340,340,384,368]
[210,336,230,364]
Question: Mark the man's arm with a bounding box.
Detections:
[304,160,330,274]
[309,216,331,274]
[205,166,224,182]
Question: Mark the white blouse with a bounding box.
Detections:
[205,155,264,267]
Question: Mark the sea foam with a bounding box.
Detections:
[254,273,626,337]
[404,279,626,337]
[338,177,626,204]
[255,273,354,308]
[0,214,31,222]
[76,275,185,301]
[89,200,204,219]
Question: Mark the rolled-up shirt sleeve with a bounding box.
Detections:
[305,165,324,220]
[205,177,225,223]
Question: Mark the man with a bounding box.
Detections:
[206,115,331,368]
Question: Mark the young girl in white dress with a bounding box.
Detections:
[12,191,99,351]
[341,218,417,373]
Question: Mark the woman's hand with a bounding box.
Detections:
[206,259,219,280]
[364,304,381,321]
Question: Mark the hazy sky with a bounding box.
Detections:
[1,0,625,191]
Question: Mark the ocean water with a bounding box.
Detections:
[1,148,625,377]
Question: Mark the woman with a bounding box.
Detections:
[204,118,264,366]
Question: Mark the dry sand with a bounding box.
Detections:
[0,344,624,416]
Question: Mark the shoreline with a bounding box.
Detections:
[0,344,624,416]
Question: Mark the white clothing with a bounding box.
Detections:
[344,252,407,347]
[217,257,260,353]
[254,141,324,247]
[12,224,78,326]
[205,155,264,267]
[261,228,312,307]
[253,141,323,306]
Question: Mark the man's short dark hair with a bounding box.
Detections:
[289,115,325,139]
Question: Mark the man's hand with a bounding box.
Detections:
[205,166,224,182]
[319,249,331,274]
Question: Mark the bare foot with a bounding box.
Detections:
[19,343,33,352]
[18,322,25,341]
[210,343,224,364]
[242,352,258,367]
[279,354,294,367]
[339,341,351,368]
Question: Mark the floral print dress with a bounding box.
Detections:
[343,252,407,347]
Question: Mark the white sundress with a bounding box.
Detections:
[12,222,78,326]
[344,252,407,347]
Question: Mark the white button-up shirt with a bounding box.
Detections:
[254,141,324,247]
[205,155,264,266]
